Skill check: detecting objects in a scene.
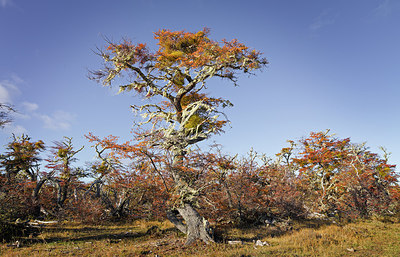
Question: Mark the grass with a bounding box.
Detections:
[1,218,400,256]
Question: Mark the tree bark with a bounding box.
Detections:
[31,177,48,217]
[166,209,187,234]
[167,204,214,245]
[177,203,214,245]
[168,151,214,245]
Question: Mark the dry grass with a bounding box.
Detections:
[1,218,399,256]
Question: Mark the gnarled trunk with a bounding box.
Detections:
[31,177,48,217]
[167,151,214,245]
[167,203,214,245]
[177,203,214,245]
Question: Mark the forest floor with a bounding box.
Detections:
[1,218,400,256]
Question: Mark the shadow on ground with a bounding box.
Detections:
[21,225,181,246]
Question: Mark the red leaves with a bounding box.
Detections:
[292,131,350,176]
[82,129,399,222]
[101,28,266,76]
[90,28,268,166]
[153,28,266,71]
[1,129,399,223]
[287,130,399,218]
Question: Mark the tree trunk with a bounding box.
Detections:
[177,203,214,245]
[167,203,214,245]
[31,177,48,217]
[168,146,214,244]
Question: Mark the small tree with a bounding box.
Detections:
[292,131,398,219]
[90,28,267,244]
[84,139,156,220]
[1,134,44,182]
[45,137,84,216]
[0,103,15,128]
[0,134,46,217]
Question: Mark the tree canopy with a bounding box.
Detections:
[90,28,267,152]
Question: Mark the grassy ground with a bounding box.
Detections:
[1,218,400,256]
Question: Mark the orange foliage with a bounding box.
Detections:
[153,28,264,71]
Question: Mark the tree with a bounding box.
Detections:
[335,144,397,218]
[1,134,44,181]
[0,103,15,128]
[45,137,85,215]
[0,134,46,218]
[203,147,305,226]
[291,130,398,219]
[84,138,158,220]
[90,28,267,244]
[292,130,350,214]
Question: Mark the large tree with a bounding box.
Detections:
[90,28,267,244]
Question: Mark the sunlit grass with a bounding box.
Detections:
[1,219,399,256]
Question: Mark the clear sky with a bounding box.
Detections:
[1,0,399,168]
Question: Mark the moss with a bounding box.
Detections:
[184,114,204,131]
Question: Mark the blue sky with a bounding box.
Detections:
[1,0,399,168]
